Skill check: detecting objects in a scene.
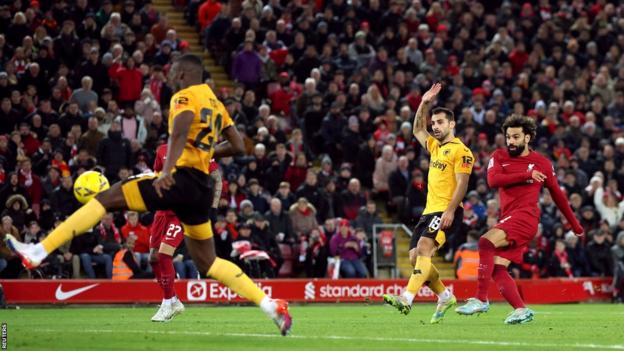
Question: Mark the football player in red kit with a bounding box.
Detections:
[456,114,584,324]
[149,143,222,322]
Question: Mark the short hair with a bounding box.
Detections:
[431,107,455,121]
[175,54,203,73]
[502,114,537,142]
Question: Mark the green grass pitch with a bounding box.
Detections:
[3,303,624,350]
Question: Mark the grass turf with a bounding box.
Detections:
[2,303,624,351]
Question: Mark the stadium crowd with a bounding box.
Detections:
[0,0,623,300]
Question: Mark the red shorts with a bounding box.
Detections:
[149,211,185,250]
[494,210,539,263]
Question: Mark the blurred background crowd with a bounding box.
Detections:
[0,0,623,300]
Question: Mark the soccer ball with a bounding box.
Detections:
[73,171,110,204]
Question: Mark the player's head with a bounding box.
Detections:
[168,54,203,91]
[502,114,536,157]
[430,107,455,141]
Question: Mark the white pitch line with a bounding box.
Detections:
[35,328,624,350]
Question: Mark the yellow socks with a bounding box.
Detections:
[427,264,446,295]
[406,256,433,295]
[207,257,266,305]
[41,199,106,253]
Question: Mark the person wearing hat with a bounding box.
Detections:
[349,30,375,68]
[3,193,32,230]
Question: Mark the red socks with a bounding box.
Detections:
[492,265,525,309]
[150,260,161,283]
[158,253,177,299]
[476,237,496,302]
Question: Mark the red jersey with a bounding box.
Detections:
[487,149,583,234]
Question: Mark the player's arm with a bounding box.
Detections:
[486,153,534,188]
[413,83,441,149]
[441,172,470,229]
[153,111,194,197]
[213,126,245,159]
[544,166,584,236]
[210,168,223,208]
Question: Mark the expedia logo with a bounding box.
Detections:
[431,160,447,171]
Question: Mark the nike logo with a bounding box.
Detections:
[502,163,510,167]
[235,271,244,278]
[55,283,99,301]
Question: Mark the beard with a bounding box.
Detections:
[507,143,525,157]
[433,129,448,141]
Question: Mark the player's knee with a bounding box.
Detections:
[478,235,495,249]
[409,249,417,266]
[415,245,431,257]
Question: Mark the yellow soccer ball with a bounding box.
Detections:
[73,171,110,204]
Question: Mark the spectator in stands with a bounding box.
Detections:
[547,239,574,278]
[2,194,31,231]
[118,105,147,145]
[454,231,479,280]
[246,178,269,214]
[0,216,21,278]
[564,231,591,277]
[97,213,122,256]
[388,155,410,216]
[51,175,80,219]
[593,178,624,229]
[284,153,308,191]
[275,181,295,211]
[340,178,366,221]
[70,227,113,279]
[289,197,318,240]
[295,170,323,216]
[330,219,368,278]
[373,144,397,198]
[266,198,294,245]
[96,119,132,182]
[354,200,382,239]
[111,234,153,280]
[587,229,614,277]
[120,211,150,271]
[232,39,262,90]
[70,76,99,113]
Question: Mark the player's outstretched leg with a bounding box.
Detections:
[185,234,292,336]
[428,265,457,324]
[492,264,534,324]
[4,183,126,269]
[456,231,504,315]
[384,238,436,316]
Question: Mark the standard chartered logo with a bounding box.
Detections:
[304,282,316,300]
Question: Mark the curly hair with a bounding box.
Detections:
[501,114,537,142]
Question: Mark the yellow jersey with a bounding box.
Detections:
[168,84,234,174]
[423,136,474,214]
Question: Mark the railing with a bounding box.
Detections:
[372,224,413,278]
